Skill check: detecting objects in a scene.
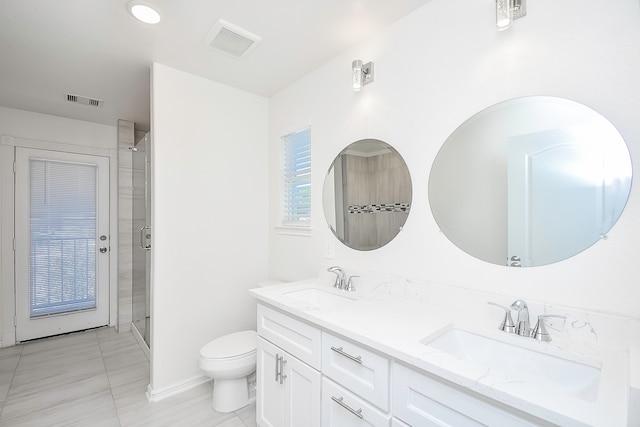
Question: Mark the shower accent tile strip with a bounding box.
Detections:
[348,203,410,214]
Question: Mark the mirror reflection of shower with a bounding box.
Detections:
[132,132,151,347]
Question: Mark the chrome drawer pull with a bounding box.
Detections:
[330,346,362,364]
[331,396,363,419]
[275,354,281,382]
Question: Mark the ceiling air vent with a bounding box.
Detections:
[204,19,261,58]
[65,93,104,108]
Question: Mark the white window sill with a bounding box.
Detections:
[275,225,313,237]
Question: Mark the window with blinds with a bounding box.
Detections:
[29,159,98,317]
[283,127,311,226]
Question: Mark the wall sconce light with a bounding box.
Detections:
[352,60,375,92]
[496,0,527,31]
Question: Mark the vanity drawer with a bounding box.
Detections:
[322,332,389,411]
[322,377,390,427]
[392,363,547,427]
[257,304,321,369]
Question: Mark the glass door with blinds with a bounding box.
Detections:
[14,147,110,341]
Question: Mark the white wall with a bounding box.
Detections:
[268,0,640,319]
[0,107,116,148]
[150,63,269,393]
[0,106,117,346]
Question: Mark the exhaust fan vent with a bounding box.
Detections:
[66,93,104,108]
[204,19,261,58]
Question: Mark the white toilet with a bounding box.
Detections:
[198,329,257,413]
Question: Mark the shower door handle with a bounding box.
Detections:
[139,226,151,250]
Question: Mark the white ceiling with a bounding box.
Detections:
[0,0,430,131]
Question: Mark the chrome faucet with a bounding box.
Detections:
[490,299,566,342]
[510,299,531,337]
[327,266,346,289]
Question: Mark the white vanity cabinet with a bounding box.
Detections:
[257,337,321,427]
[392,363,550,427]
[322,332,390,411]
[322,377,390,427]
[256,304,322,427]
[321,332,391,426]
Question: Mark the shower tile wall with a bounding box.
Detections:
[117,120,134,331]
[345,152,411,249]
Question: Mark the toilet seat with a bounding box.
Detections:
[200,330,256,360]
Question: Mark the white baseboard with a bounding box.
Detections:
[146,375,210,403]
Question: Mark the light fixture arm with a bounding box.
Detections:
[513,0,527,19]
[496,0,527,31]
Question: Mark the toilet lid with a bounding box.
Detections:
[201,330,257,359]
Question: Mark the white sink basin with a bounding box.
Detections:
[283,287,357,309]
[421,327,601,402]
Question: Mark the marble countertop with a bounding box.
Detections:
[249,276,630,427]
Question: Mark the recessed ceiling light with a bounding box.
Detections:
[127,1,161,24]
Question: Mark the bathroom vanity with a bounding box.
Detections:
[250,276,631,427]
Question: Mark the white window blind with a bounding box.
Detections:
[283,128,311,226]
[29,159,98,317]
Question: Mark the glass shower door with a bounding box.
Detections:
[132,133,151,347]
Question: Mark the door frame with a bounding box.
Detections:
[1,135,118,346]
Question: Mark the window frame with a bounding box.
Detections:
[277,126,313,236]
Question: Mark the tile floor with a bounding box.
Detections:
[0,327,257,427]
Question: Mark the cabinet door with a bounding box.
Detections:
[322,377,390,427]
[257,337,285,427]
[283,353,321,427]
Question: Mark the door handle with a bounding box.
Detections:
[139,226,151,250]
[279,358,287,384]
[274,354,287,384]
[275,354,281,382]
[99,247,108,253]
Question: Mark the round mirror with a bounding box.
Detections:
[323,139,412,250]
[429,96,632,267]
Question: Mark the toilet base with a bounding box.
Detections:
[212,377,249,413]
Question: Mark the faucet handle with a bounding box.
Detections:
[510,299,528,310]
[532,314,567,342]
[487,302,516,333]
[345,275,359,292]
[327,266,343,288]
[510,299,531,336]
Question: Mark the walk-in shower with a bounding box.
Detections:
[132,132,151,347]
